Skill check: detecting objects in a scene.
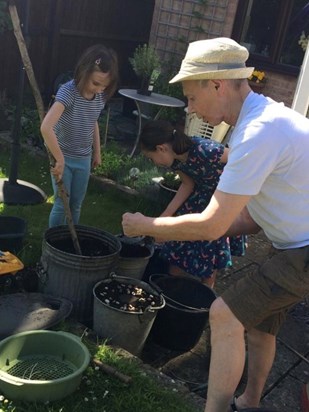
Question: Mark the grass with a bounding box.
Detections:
[0,329,199,412]
[0,140,200,412]
[0,140,165,266]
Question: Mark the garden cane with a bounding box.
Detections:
[8,0,82,255]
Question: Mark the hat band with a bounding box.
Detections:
[183,60,247,71]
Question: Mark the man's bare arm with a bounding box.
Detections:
[226,206,261,236]
[122,190,252,241]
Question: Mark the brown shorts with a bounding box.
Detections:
[221,245,309,335]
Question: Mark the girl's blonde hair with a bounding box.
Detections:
[74,44,119,99]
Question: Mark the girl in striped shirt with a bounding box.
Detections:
[41,44,118,227]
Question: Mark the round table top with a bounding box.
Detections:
[118,88,185,108]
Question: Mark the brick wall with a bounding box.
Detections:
[149,0,301,108]
[263,71,298,108]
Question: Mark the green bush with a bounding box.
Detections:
[94,144,161,191]
[96,151,127,179]
[129,44,161,78]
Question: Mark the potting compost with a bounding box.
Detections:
[49,235,112,256]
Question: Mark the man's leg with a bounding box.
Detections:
[205,297,246,412]
[235,329,276,409]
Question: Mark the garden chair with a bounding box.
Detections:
[184,108,231,144]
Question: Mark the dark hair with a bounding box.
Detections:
[74,44,119,99]
[140,120,193,155]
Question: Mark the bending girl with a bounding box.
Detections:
[140,120,246,288]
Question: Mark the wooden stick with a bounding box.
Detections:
[93,358,132,384]
[8,0,81,255]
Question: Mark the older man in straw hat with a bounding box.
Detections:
[122,37,309,411]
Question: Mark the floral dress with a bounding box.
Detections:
[160,137,246,280]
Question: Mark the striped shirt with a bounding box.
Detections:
[54,80,106,158]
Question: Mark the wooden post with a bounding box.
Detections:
[8,0,82,255]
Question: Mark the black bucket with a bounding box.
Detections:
[39,225,121,326]
[149,274,216,351]
[0,216,27,254]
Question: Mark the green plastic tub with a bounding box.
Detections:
[0,330,90,402]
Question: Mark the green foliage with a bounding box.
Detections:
[94,144,161,192]
[0,0,12,33]
[191,25,207,33]
[129,44,161,78]
[153,59,186,123]
[6,105,43,149]
[96,150,127,179]
[192,11,203,18]
[161,171,181,191]
[20,106,44,149]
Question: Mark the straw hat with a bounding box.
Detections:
[169,37,254,83]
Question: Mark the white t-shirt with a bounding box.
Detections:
[218,92,309,249]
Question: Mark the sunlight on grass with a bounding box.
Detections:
[0,142,164,265]
[0,338,199,412]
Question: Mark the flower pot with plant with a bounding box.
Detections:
[159,171,181,193]
[248,70,266,93]
[129,44,161,96]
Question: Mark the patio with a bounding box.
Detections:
[140,231,309,411]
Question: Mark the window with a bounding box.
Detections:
[232,0,309,75]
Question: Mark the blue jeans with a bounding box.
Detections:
[49,155,91,228]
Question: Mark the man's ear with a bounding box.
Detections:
[211,80,221,91]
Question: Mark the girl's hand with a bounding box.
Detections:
[92,152,101,169]
[51,160,64,182]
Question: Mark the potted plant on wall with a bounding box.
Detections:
[159,171,181,193]
[248,69,266,93]
[129,44,161,96]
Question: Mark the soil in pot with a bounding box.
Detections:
[95,279,161,313]
[49,236,111,256]
[119,243,151,258]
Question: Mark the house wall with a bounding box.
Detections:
[149,0,298,107]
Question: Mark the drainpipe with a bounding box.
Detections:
[292,43,309,117]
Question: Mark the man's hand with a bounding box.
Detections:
[122,212,145,237]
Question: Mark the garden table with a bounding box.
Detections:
[118,89,185,157]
